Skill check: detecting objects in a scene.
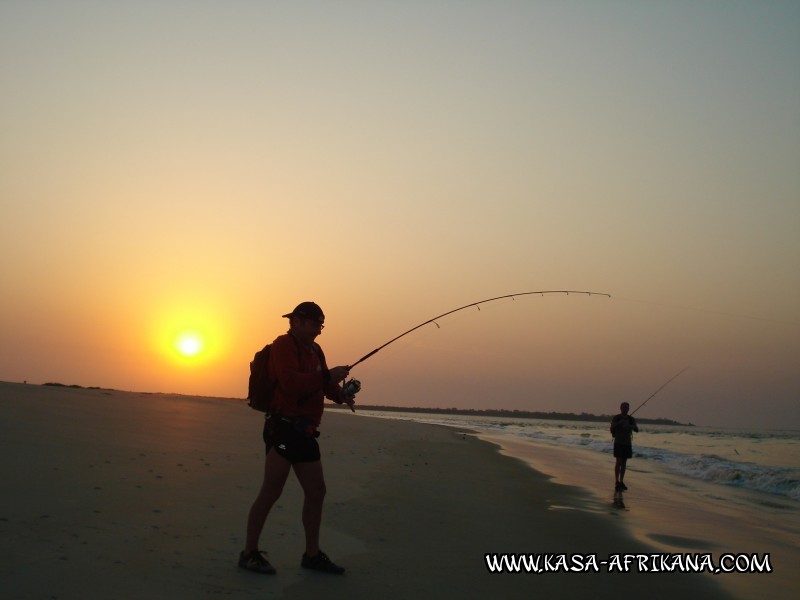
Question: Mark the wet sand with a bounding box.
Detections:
[481,434,798,600]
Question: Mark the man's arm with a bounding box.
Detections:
[313,344,350,401]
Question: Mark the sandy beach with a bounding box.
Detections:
[0,381,746,599]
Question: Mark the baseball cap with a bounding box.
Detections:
[282,301,325,323]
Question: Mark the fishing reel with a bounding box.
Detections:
[340,378,361,413]
[342,378,361,400]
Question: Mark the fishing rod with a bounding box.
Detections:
[346,290,611,370]
[630,366,690,417]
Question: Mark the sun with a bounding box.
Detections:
[165,326,212,364]
[152,302,228,368]
[175,332,204,357]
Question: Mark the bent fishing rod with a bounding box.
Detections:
[630,366,690,417]
[346,290,611,370]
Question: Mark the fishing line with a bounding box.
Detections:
[346,290,611,370]
[630,366,690,417]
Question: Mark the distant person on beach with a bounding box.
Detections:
[610,402,638,491]
[239,302,355,576]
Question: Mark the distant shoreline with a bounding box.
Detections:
[36,381,691,427]
[326,402,693,427]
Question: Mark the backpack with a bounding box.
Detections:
[246,337,326,412]
[247,344,275,412]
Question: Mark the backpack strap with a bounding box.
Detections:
[311,342,330,386]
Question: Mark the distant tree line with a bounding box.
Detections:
[43,382,102,390]
[327,403,691,426]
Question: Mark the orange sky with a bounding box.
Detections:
[1,1,798,429]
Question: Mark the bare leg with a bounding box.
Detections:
[244,449,292,553]
[293,460,327,556]
[615,457,627,483]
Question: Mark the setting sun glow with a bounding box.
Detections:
[151,302,229,369]
[175,332,203,358]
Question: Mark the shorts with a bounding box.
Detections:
[613,444,633,459]
[263,415,321,464]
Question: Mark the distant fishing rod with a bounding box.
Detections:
[346,290,611,370]
[630,366,690,416]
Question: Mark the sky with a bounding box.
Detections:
[1,1,798,430]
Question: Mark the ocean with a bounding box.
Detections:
[356,411,800,503]
[355,410,800,599]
